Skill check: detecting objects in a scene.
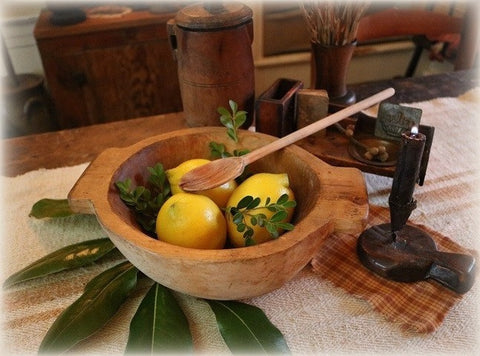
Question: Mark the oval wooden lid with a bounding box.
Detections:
[175,1,252,30]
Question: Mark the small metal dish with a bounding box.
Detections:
[348,136,400,167]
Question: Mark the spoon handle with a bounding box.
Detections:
[243,87,395,165]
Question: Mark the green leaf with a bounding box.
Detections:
[221,116,234,129]
[247,197,261,210]
[233,212,244,225]
[116,163,171,235]
[256,214,267,226]
[267,206,278,213]
[229,99,238,113]
[266,223,280,238]
[276,222,295,231]
[233,148,250,157]
[236,223,246,233]
[133,186,147,199]
[270,210,288,223]
[29,199,77,219]
[207,300,290,354]
[276,194,289,205]
[227,128,237,142]
[38,261,138,354]
[237,196,253,209]
[115,179,131,194]
[217,106,231,117]
[245,236,255,246]
[234,111,247,128]
[282,200,297,208]
[125,283,193,353]
[209,141,230,159]
[148,163,170,197]
[3,238,117,288]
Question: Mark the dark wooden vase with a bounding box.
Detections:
[311,41,356,109]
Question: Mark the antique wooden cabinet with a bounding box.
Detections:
[34,8,183,129]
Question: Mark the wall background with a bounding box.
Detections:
[1,2,453,95]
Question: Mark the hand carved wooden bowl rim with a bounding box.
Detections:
[68,127,368,300]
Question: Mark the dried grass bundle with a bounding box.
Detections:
[301,1,369,46]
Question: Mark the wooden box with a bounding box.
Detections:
[255,78,303,137]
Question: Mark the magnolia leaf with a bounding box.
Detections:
[125,283,193,353]
[4,238,117,288]
[38,261,138,354]
[29,199,76,218]
[207,300,290,354]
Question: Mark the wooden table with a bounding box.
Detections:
[2,69,479,354]
[3,70,478,177]
[298,69,479,176]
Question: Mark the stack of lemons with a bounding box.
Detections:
[156,159,295,249]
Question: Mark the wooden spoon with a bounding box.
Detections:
[180,87,395,191]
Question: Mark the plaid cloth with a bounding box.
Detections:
[311,205,477,333]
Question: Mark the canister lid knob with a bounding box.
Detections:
[175,1,252,30]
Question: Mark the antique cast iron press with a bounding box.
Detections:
[357,123,476,294]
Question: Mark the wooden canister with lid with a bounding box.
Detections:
[168,2,255,127]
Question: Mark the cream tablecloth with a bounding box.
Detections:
[2,88,480,354]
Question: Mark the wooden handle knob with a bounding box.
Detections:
[429,251,476,294]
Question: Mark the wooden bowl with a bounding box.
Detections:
[68,127,368,300]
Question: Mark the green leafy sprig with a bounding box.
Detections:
[217,99,247,143]
[210,100,251,183]
[115,163,171,235]
[209,141,250,159]
[226,194,296,246]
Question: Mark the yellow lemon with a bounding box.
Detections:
[156,193,226,249]
[226,173,295,247]
[166,158,237,208]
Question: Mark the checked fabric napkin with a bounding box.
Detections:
[311,204,477,333]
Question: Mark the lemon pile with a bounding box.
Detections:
[156,159,295,249]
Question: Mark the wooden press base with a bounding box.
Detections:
[357,223,476,294]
